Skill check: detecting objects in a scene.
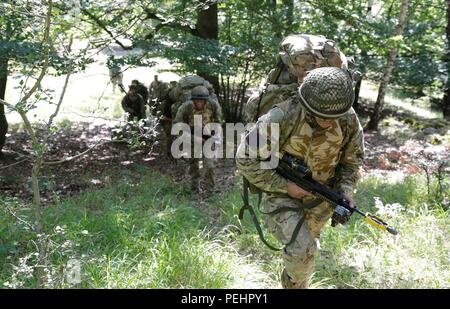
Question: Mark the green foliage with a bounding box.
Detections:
[0,170,274,288]
[1,169,448,288]
[2,0,448,110]
[317,175,449,288]
[75,0,448,118]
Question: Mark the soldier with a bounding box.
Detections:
[131,79,149,105]
[148,75,168,116]
[174,85,223,192]
[106,55,124,93]
[159,81,178,157]
[236,67,364,289]
[149,75,161,104]
[121,84,146,121]
[109,64,124,93]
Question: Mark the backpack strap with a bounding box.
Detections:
[255,61,285,121]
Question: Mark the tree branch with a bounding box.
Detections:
[0,139,128,169]
[0,158,30,171]
[143,8,198,36]
[2,204,37,232]
[46,37,74,132]
[81,9,133,50]
[20,0,52,104]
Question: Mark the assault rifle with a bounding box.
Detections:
[118,83,127,94]
[277,153,398,235]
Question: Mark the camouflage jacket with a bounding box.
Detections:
[136,83,149,104]
[236,91,364,197]
[174,99,223,127]
[149,80,167,100]
[121,94,145,115]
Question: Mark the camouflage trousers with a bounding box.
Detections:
[189,157,215,191]
[264,195,333,289]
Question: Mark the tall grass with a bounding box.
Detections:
[1,169,448,288]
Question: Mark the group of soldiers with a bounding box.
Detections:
[118,75,168,121]
[118,74,222,193]
[115,33,365,290]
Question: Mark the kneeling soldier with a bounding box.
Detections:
[121,84,146,121]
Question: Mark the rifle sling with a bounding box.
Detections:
[240,177,323,251]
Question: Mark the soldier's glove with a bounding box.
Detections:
[331,205,353,227]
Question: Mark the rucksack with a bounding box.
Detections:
[170,75,218,117]
[241,34,356,250]
[244,34,349,122]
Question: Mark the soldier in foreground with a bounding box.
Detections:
[121,84,146,121]
[236,67,364,288]
[174,85,223,193]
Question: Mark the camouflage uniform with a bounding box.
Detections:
[109,65,123,93]
[170,75,218,118]
[174,98,223,191]
[158,81,178,156]
[236,70,364,288]
[149,80,168,114]
[136,82,149,105]
[121,93,146,121]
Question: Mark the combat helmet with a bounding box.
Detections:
[298,67,354,119]
[191,85,209,100]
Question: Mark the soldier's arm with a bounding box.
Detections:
[162,97,172,119]
[236,107,289,194]
[143,87,149,101]
[174,102,187,124]
[334,114,365,197]
[121,97,132,113]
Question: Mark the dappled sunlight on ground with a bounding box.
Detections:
[359,80,442,119]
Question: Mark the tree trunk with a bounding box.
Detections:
[0,58,8,154]
[195,1,220,95]
[367,0,409,130]
[353,2,374,112]
[353,78,362,112]
[282,0,294,34]
[442,0,450,119]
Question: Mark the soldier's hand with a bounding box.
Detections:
[342,193,355,208]
[287,182,313,199]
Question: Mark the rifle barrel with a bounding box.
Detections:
[277,154,398,235]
